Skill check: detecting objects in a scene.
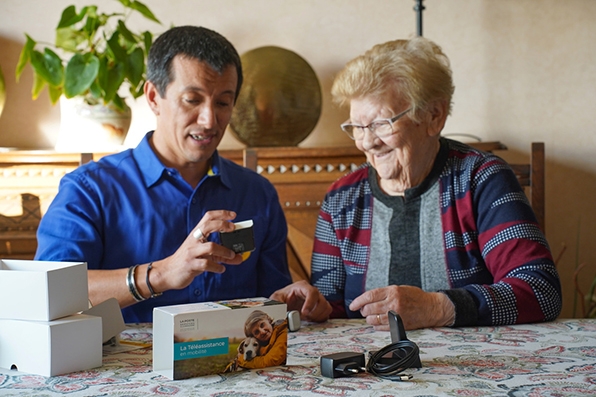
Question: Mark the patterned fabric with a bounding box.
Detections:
[311,138,561,326]
[2,319,595,396]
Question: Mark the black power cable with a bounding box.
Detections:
[366,340,419,381]
[366,311,421,381]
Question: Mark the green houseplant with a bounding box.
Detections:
[16,0,161,112]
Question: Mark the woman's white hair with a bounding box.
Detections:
[331,36,454,123]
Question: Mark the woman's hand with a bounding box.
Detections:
[349,285,455,331]
[270,280,332,323]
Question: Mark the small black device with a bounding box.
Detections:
[220,220,255,254]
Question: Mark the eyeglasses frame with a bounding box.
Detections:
[340,108,412,140]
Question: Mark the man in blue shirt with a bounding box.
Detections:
[35,26,331,324]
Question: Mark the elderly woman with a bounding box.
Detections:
[277,36,562,331]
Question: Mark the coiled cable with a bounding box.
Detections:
[366,339,419,381]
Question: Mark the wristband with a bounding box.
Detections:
[146,262,163,298]
[126,265,145,302]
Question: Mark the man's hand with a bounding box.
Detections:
[155,210,244,292]
[349,285,455,331]
[270,280,332,323]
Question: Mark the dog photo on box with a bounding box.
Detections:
[153,297,287,380]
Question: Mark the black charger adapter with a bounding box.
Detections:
[320,352,366,378]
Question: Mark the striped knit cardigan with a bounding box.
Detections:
[311,138,561,327]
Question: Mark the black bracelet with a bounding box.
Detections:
[126,265,145,302]
[146,262,162,298]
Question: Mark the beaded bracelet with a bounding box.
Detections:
[126,265,145,302]
[146,262,163,298]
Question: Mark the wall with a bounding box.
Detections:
[0,0,595,318]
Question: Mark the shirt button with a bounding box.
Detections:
[194,289,201,296]
[192,198,196,204]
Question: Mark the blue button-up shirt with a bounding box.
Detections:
[36,132,291,322]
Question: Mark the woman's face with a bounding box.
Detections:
[250,319,273,343]
[349,92,434,184]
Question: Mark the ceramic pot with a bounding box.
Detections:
[55,96,131,152]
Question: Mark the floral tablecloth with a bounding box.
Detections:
[1,318,595,396]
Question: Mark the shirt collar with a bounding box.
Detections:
[133,132,165,187]
[133,131,231,189]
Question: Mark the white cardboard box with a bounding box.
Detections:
[82,297,126,344]
[0,314,102,376]
[153,297,287,380]
[0,259,88,321]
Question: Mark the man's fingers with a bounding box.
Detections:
[193,219,236,240]
[191,210,238,240]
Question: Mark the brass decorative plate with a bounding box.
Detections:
[230,46,322,147]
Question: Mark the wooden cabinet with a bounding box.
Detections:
[0,151,109,259]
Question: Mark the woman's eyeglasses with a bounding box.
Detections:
[340,108,411,140]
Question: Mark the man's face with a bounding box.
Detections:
[150,55,238,167]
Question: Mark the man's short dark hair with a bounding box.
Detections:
[147,26,243,101]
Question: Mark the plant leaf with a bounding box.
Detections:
[128,0,161,24]
[57,5,87,29]
[16,35,36,81]
[48,85,63,104]
[96,54,108,92]
[64,53,100,97]
[117,20,137,44]
[107,31,127,61]
[56,27,86,52]
[31,72,46,100]
[111,94,127,111]
[126,47,144,87]
[142,31,152,54]
[103,62,125,103]
[30,49,64,87]
[89,79,102,99]
[83,11,102,40]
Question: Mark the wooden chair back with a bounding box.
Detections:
[508,142,545,233]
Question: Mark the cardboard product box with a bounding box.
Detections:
[0,259,88,321]
[0,314,102,377]
[154,297,288,380]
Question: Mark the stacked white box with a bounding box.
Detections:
[0,260,89,321]
[0,260,103,376]
[0,314,102,376]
